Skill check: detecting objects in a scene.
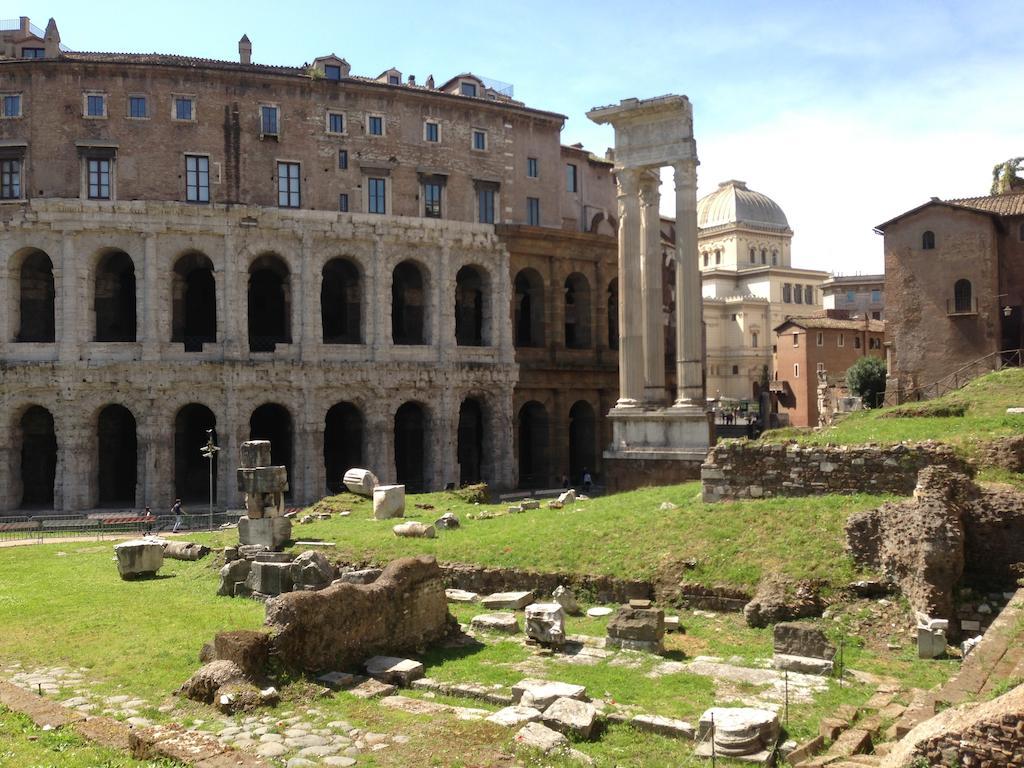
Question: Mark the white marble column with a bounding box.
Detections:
[673,159,704,408]
[640,168,666,404]
[615,167,644,408]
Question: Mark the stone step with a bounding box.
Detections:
[824,728,872,758]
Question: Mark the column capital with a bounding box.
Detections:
[672,159,697,192]
[638,170,661,208]
[615,166,642,197]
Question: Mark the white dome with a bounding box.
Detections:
[697,180,789,231]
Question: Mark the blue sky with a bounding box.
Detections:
[18,0,1024,273]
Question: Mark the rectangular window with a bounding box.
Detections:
[870,289,881,303]
[838,333,845,347]
[368,177,386,214]
[817,362,825,373]
[327,112,344,134]
[368,115,384,136]
[424,121,439,142]
[324,64,341,81]
[0,159,21,199]
[388,74,400,85]
[128,95,147,119]
[804,285,813,304]
[185,155,210,203]
[527,157,538,178]
[338,193,349,212]
[794,363,800,378]
[20,47,44,59]
[88,158,111,199]
[277,161,300,208]
[794,283,803,304]
[2,94,21,118]
[846,290,856,303]
[871,311,881,320]
[782,283,792,303]
[732,365,739,375]
[423,181,442,218]
[566,163,578,192]
[460,82,477,97]
[478,187,495,224]
[86,94,106,117]
[338,149,348,170]
[792,332,799,348]
[472,129,487,151]
[261,105,279,136]
[854,336,862,349]
[174,96,194,121]
[527,196,540,226]
[816,331,823,346]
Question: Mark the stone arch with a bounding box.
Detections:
[607,277,619,350]
[97,404,137,507]
[922,230,936,250]
[568,400,597,485]
[94,250,137,342]
[517,400,549,489]
[321,257,362,344]
[514,268,545,347]
[324,401,364,493]
[248,254,291,351]
[394,401,427,492]
[392,260,427,345]
[457,397,485,485]
[455,264,488,346]
[174,403,217,504]
[589,212,605,233]
[564,272,592,349]
[249,403,293,496]
[18,405,57,509]
[13,249,55,343]
[172,252,217,349]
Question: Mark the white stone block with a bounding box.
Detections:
[373,485,405,519]
[471,613,520,634]
[512,679,587,710]
[114,540,164,578]
[364,656,424,685]
[343,468,378,497]
[487,705,542,727]
[481,590,534,610]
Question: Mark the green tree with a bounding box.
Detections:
[845,356,887,408]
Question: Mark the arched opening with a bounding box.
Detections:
[517,401,549,489]
[568,400,596,486]
[954,279,973,313]
[94,251,136,342]
[394,402,426,492]
[249,403,293,496]
[455,265,485,346]
[392,261,426,345]
[922,230,936,250]
[457,398,485,485]
[564,272,592,349]
[248,254,291,351]
[324,402,363,493]
[607,278,619,350]
[97,404,137,507]
[172,252,216,350]
[514,268,544,347]
[16,250,55,343]
[321,258,361,344]
[174,404,217,504]
[19,406,56,508]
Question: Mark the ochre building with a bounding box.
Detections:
[0,17,617,512]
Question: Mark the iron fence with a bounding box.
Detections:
[884,348,1023,405]
[0,510,245,543]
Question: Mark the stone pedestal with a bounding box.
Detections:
[236,439,290,552]
[238,516,292,550]
[114,539,164,579]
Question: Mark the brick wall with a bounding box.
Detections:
[700,440,971,502]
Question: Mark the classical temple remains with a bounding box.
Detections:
[588,96,709,489]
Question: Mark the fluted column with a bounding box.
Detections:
[615,167,644,408]
[640,169,666,404]
[673,159,704,408]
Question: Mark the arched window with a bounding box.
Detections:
[457,398,485,485]
[514,268,545,347]
[248,254,291,351]
[16,250,55,343]
[749,247,755,264]
[517,401,549,489]
[392,261,426,345]
[714,249,721,265]
[760,248,766,264]
[172,252,216,350]
[751,331,759,348]
[97,404,137,506]
[455,265,487,346]
[702,252,708,267]
[954,279,972,313]
[564,272,592,349]
[771,251,778,265]
[922,231,936,250]
[94,251,137,342]
[324,402,363,493]
[321,258,361,344]
[174,404,216,502]
[394,402,426,492]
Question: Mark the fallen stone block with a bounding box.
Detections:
[114,539,164,579]
[514,721,568,754]
[434,512,460,529]
[771,653,834,676]
[513,679,587,710]
[178,660,247,704]
[343,468,378,497]
[830,727,872,756]
[364,656,425,686]
[630,714,695,739]
[520,499,540,510]
[543,696,597,740]
[348,678,397,699]
[218,559,251,597]
[471,613,520,634]
[446,588,480,603]
[316,671,356,690]
[393,521,436,538]
[245,561,293,596]
[213,630,271,678]
[335,568,382,585]
[163,540,211,561]
[552,585,582,615]
[373,485,406,519]
[525,603,566,646]
[487,705,542,727]
[481,590,534,610]
[606,605,664,653]
[664,615,681,632]
[818,716,847,741]
[289,550,334,591]
[557,489,576,505]
[773,622,836,660]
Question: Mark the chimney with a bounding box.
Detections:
[238,34,251,65]
[407,74,416,86]
[20,16,30,35]
[44,18,60,58]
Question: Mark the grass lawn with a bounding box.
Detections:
[760,367,1024,454]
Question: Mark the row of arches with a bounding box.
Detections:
[517,400,596,489]
[11,397,494,509]
[514,269,618,350]
[8,250,492,349]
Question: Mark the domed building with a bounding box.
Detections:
[694,180,828,403]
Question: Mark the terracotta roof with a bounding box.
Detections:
[775,316,885,333]
[59,51,304,76]
[946,192,1024,217]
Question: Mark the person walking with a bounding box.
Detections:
[171,499,184,533]
[143,506,155,535]
[582,468,592,494]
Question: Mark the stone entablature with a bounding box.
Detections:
[700,440,971,502]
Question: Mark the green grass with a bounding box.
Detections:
[195,482,893,591]
[761,367,1024,456]
[0,707,181,768]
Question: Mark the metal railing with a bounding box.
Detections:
[884,348,1023,405]
[0,510,244,543]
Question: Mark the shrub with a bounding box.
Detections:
[846,356,887,408]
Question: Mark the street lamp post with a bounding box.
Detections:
[200,430,221,532]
